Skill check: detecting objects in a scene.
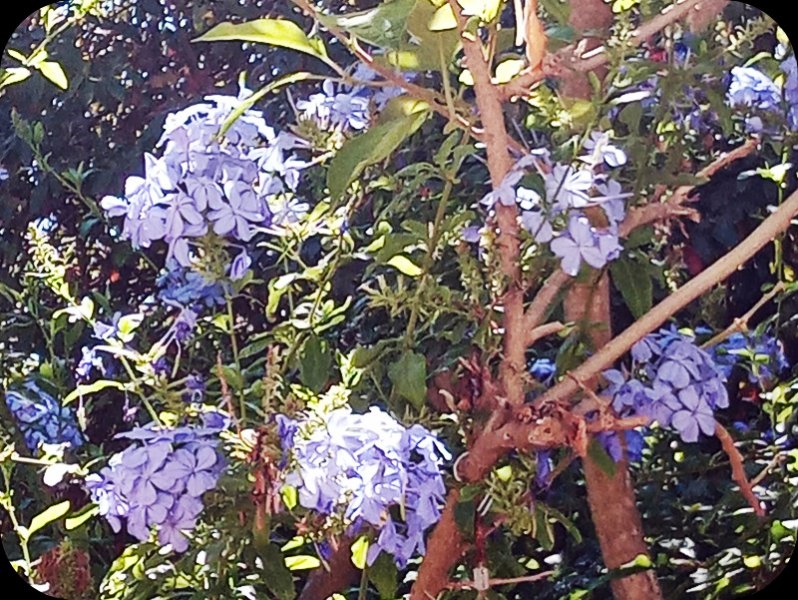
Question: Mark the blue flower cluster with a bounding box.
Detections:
[4,380,84,451]
[781,55,798,130]
[85,424,225,552]
[101,88,308,271]
[297,64,406,132]
[725,57,798,133]
[478,132,627,276]
[157,261,227,309]
[708,330,789,388]
[604,326,730,445]
[278,407,450,568]
[726,66,782,111]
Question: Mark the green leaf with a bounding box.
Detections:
[327,109,428,201]
[545,506,583,544]
[428,3,457,31]
[610,257,653,319]
[27,500,70,538]
[65,504,99,530]
[350,536,369,569]
[494,58,525,84]
[37,61,68,89]
[386,254,423,277]
[388,351,427,408]
[1,67,31,87]
[281,536,307,552]
[587,437,617,478]
[257,543,295,600]
[369,552,399,599]
[117,312,144,343]
[193,19,327,62]
[299,335,332,392]
[285,555,321,570]
[64,380,128,404]
[534,507,555,551]
[318,0,416,49]
[540,0,572,25]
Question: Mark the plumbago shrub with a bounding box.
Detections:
[2,1,798,599]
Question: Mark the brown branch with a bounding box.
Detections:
[526,186,798,409]
[454,185,798,482]
[619,138,759,238]
[715,423,765,517]
[523,270,571,331]
[501,0,713,99]
[444,0,527,409]
[446,570,555,590]
[297,537,359,600]
[701,281,784,349]
[525,320,566,347]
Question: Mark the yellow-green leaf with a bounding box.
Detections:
[193,19,327,61]
[65,504,99,530]
[285,555,321,570]
[27,500,70,538]
[1,67,31,86]
[386,255,423,277]
[428,4,457,31]
[351,536,369,569]
[494,58,525,84]
[38,61,68,90]
[64,380,128,404]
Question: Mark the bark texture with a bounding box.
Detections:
[562,1,663,598]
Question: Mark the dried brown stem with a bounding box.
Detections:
[715,423,765,517]
[620,138,759,237]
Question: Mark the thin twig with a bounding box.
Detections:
[715,423,765,517]
[619,138,759,238]
[446,570,555,590]
[701,281,784,349]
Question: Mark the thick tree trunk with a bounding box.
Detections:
[564,280,662,600]
[562,1,662,598]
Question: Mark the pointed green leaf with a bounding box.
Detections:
[327,109,428,201]
[610,256,653,319]
[65,504,99,530]
[193,19,327,61]
[369,552,399,599]
[257,543,295,600]
[388,351,427,408]
[1,67,31,86]
[587,437,617,478]
[27,500,70,538]
[351,536,369,569]
[37,61,68,89]
[386,254,423,277]
[64,380,128,404]
[299,335,332,392]
[285,555,321,570]
[318,0,416,49]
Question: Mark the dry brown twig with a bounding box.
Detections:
[715,423,766,517]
